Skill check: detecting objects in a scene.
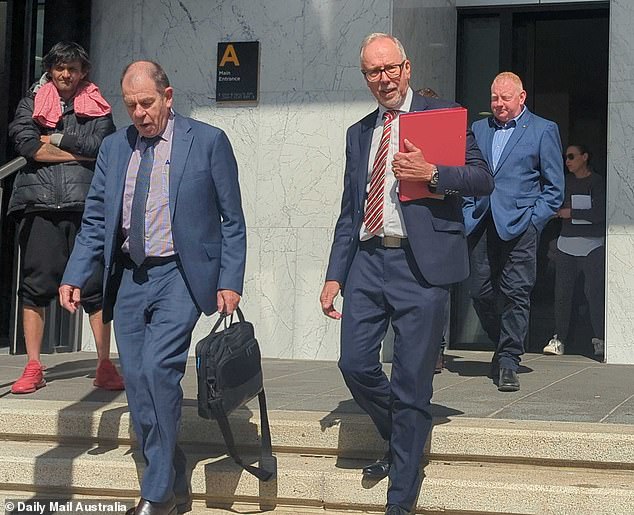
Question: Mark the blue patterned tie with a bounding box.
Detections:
[128,136,160,266]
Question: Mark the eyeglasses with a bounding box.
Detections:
[565,153,578,160]
[361,60,406,82]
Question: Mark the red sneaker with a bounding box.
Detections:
[11,360,46,394]
[94,359,125,391]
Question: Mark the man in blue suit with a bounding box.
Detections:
[59,61,246,515]
[463,71,564,392]
[320,33,493,515]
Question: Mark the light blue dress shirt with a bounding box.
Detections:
[491,107,526,171]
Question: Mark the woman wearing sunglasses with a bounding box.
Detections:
[543,144,606,359]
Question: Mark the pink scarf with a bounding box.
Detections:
[33,81,112,128]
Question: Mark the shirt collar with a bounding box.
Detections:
[377,87,413,120]
[491,106,526,129]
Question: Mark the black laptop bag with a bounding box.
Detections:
[195,307,276,481]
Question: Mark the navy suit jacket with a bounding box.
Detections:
[62,113,247,321]
[325,95,493,288]
[463,109,564,240]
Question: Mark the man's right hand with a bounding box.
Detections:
[59,284,82,313]
[320,280,342,320]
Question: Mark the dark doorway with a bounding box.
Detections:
[452,3,609,355]
[1,0,92,354]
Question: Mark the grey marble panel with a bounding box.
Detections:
[606,103,634,236]
[255,90,351,230]
[606,1,634,364]
[393,0,457,100]
[243,228,298,359]
[605,234,634,364]
[343,89,378,128]
[303,0,391,91]
[293,228,340,361]
[608,0,634,105]
[91,0,140,94]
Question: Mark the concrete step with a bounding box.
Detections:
[2,400,633,468]
[1,441,633,514]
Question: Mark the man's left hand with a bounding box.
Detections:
[392,138,435,182]
[217,289,241,315]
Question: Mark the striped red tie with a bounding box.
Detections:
[364,110,398,235]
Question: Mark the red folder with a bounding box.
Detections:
[398,107,467,201]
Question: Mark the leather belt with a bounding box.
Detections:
[362,236,409,249]
[120,253,179,269]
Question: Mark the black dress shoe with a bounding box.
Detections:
[125,497,177,515]
[362,453,391,479]
[498,368,520,392]
[385,505,410,515]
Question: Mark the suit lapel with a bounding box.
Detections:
[409,94,430,113]
[481,121,495,170]
[168,114,194,219]
[494,110,531,173]
[111,126,137,225]
[356,109,378,205]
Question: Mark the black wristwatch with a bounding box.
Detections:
[429,166,439,188]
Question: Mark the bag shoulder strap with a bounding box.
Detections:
[214,389,276,481]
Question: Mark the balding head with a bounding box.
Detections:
[121,60,173,138]
[121,60,170,93]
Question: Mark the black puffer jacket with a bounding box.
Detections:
[8,80,116,214]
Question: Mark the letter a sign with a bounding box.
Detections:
[216,41,259,102]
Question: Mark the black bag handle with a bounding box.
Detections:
[214,390,277,481]
[211,306,246,333]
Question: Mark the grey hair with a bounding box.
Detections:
[359,33,407,64]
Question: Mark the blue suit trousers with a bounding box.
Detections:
[114,258,200,502]
[338,240,448,511]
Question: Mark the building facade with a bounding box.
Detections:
[4,0,632,363]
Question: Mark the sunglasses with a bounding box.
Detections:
[565,153,578,160]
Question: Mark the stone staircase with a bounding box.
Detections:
[1,399,633,514]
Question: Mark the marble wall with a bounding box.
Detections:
[606,0,634,364]
[393,0,457,99]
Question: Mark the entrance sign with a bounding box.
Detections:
[216,41,259,102]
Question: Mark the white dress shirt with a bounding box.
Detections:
[359,88,413,241]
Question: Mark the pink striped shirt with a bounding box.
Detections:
[121,114,175,257]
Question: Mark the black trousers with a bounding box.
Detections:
[467,217,538,370]
[17,211,103,313]
[553,246,605,342]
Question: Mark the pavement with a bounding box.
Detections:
[0,349,632,425]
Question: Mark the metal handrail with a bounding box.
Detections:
[0,157,27,181]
